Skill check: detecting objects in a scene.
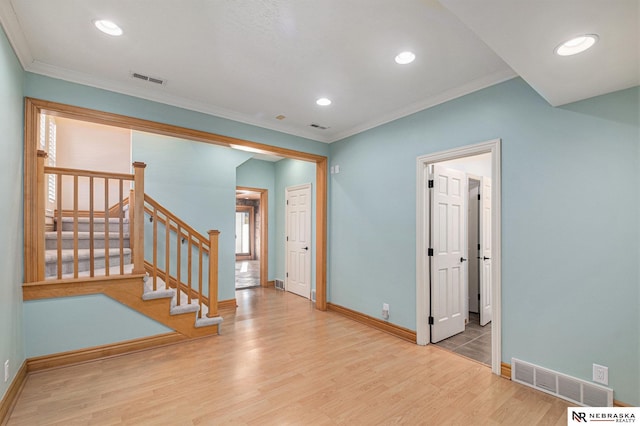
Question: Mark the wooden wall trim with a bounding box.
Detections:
[22,274,147,301]
[236,186,269,287]
[24,98,327,312]
[218,299,237,310]
[26,332,185,373]
[0,361,27,425]
[501,362,511,379]
[327,303,416,343]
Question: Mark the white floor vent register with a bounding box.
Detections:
[511,358,613,407]
[274,279,285,291]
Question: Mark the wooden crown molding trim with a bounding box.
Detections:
[327,302,416,343]
[26,332,185,373]
[0,360,27,425]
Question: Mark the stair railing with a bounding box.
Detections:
[142,194,220,319]
[36,150,146,280]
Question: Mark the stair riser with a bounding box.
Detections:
[45,254,131,277]
[60,223,130,233]
[46,238,130,250]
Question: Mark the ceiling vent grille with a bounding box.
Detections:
[131,72,165,86]
[511,358,613,407]
[310,123,329,130]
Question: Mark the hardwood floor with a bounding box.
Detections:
[6,288,570,425]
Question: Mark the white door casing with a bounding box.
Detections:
[415,139,502,376]
[285,184,312,299]
[479,176,492,326]
[430,164,468,343]
[468,178,480,315]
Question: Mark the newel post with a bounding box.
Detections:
[132,162,146,274]
[207,230,220,317]
[36,150,48,282]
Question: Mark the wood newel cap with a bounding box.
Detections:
[208,230,221,236]
[37,150,48,158]
[132,162,147,169]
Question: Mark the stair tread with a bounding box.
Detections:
[45,247,131,263]
[46,231,130,239]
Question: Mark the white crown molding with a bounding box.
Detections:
[24,59,333,144]
[0,0,34,69]
[326,68,517,143]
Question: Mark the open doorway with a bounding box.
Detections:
[236,187,268,290]
[416,139,502,375]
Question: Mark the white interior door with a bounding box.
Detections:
[479,176,492,326]
[468,179,480,314]
[430,165,467,343]
[285,184,311,299]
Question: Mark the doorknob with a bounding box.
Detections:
[460,257,467,262]
[483,256,491,260]
[303,246,309,251]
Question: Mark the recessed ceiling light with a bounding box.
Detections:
[555,35,598,56]
[94,19,123,36]
[316,98,332,106]
[395,51,416,65]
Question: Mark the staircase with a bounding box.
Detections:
[45,216,132,279]
[25,152,223,339]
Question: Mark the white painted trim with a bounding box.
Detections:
[415,139,502,376]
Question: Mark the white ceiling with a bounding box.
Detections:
[1,0,637,144]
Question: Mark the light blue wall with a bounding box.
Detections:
[275,159,317,291]
[23,295,171,357]
[236,159,276,281]
[329,78,640,405]
[24,73,329,158]
[0,24,25,401]
[132,131,252,302]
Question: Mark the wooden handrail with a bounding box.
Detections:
[143,194,210,247]
[43,166,134,181]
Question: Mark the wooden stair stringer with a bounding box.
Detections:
[22,275,219,338]
[102,279,220,338]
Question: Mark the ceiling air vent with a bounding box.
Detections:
[310,123,329,130]
[131,72,165,86]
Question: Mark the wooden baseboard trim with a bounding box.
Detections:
[265,280,275,288]
[26,332,185,373]
[501,362,511,379]
[327,303,416,343]
[0,360,27,425]
[218,298,237,310]
[500,362,631,407]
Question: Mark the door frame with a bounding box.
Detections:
[416,139,502,375]
[284,183,312,298]
[236,186,268,287]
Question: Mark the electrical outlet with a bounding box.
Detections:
[382,303,389,320]
[4,360,8,383]
[593,363,608,385]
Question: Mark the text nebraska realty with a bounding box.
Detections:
[573,411,636,423]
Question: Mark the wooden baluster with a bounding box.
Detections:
[89,177,94,277]
[177,224,182,304]
[104,178,109,276]
[207,230,220,318]
[165,214,171,302]
[119,179,124,275]
[153,205,158,291]
[56,173,62,279]
[132,162,146,274]
[198,241,203,319]
[36,150,47,282]
[73,175,79,278]
[187,234,192,306]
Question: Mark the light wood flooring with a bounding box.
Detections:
[235,260,260,289]
[7,288,570,425]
